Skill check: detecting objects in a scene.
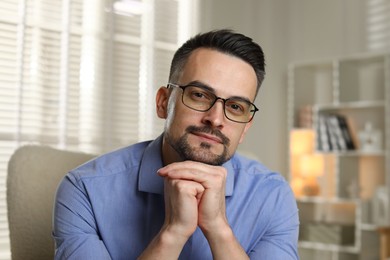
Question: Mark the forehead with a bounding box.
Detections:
[179,48,257,100]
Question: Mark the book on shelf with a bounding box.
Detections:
[317,115,331,152]
[336,115,355,150]
[317,114,355,152]
[326,116,341,151]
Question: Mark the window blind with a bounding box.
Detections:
[0,0,199,258]
[367,0,390,51]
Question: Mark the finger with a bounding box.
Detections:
[158,161,226,183]
[165,178,205,197]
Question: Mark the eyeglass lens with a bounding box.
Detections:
[181,85,256,123]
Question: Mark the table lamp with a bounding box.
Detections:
[299,154,324,196]
[290,129,324,197]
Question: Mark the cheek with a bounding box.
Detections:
[165,101,195,134]
[226,125,249,151]
[238,123,252,144]
[167,98,201,125]
[164,93,183,128]
[224,129,243,149]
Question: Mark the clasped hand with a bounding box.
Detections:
[158,160,228,240]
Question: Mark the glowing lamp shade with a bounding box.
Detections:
[299,154,324,178]
[289,129,324,197]
[290,129,315,155]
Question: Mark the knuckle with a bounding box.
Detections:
[216,168,227,178]
[215,173,225,183]
[173,180,188,192]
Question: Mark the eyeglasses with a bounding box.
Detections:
[167,83,259,123]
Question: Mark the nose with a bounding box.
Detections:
[201,99,225,127]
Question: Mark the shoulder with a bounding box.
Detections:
[69,140,151,180]
[230,153,286,182]
[227,154,298,231]
[228,153,293,198]
[229,153,298,218]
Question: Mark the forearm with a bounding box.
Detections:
[202,222,249,260]
[137,226,189,260]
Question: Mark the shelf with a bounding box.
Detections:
[316,150,386,157]
[288,52,389,259]
[296,196,358,204]
[315,100,386,111]
[298,241,359,254]
[360,223,379,231]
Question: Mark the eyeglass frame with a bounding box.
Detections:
[166,82,259,123]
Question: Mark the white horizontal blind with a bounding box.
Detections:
[0,0,25,257]
[110,8,143,147]
[0,0,198,258]
[152,0,179,136]
[0,1,19,257]
[366,0,390,51]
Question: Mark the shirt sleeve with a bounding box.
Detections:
[53,173,112,260]
[249,181,300,260]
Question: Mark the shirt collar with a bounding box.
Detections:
[138,134,234,196]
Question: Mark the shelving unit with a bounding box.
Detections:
[287,52,390,260]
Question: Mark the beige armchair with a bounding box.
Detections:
[7,145,95,260]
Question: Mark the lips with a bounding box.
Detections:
[185,125,230,146]
[192,132,223,144]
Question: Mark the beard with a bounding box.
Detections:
[165,125,231,166]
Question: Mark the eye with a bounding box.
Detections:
[225,100,247,115]
[230,103,243,111]
[188,87,213,101]
[193,91,206,99]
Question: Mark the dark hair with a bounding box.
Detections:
[169,29,266,97]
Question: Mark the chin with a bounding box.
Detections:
[165,129,231,165]
[186,147,230,166]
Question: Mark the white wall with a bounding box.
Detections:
[287,0,366,61]
[199,0,368,176]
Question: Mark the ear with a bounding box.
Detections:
[156,87,170,119]
[238,120,253,144]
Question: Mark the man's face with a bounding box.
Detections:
[157,48,257,165]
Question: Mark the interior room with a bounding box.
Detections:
[0,0,389,259]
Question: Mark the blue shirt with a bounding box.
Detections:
[53,135,299,259]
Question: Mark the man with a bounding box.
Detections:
[53,29,299,259]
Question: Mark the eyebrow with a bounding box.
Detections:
[186,80,254,104]
[187,80,215,93]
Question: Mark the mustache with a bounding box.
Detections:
[186,125,230,146]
